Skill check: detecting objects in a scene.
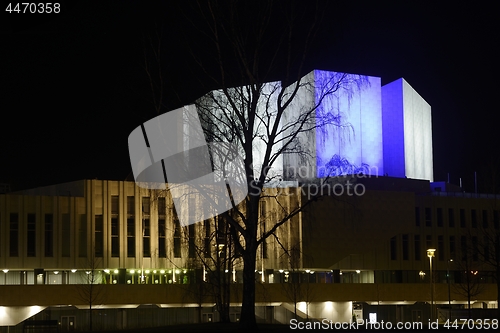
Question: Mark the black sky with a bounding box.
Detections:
[1,1,498,193]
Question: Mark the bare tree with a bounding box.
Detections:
[453,235,486,319]
[76,251,106,332]
[138,1,367,328]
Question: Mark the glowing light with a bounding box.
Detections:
[104,269,110,274]
[2,269,8,273]
[54,271,59,275]
[114,269,119,274]
[160,270,165,274]
[71,269,77,273]
[145,270,150,274]
[130,269,135,274]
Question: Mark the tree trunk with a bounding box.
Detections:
[239,247,258,329]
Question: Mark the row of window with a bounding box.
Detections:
[1,196,236,260]
[390,234,490,262]
[415,207,500,229]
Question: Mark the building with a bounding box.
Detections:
[1,70,497,330]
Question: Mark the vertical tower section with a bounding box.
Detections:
[313,70,384,178]
[382,78,433,181]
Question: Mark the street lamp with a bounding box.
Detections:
[447,259,453,320]
[427,248,436,322]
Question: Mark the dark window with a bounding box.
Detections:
[414,235,421,260]
[79,215,87,257]
[143,218,150,257]
[127,196,135,215]
[426,235,432,249]
[471,209,477,228]
[484,235,490,262]
[62,214,70,257]
[482,210,488,229]
[95,215,103,257]
[204,219,211,258]
[449,236,456,259]
[111,217,119,257]
[415,208,420,227]
[438,235,444,261]
[448,208,455,227]
[27,213,36,257]
[10,213,19,257]
[111,195,119,214]
[174,211,181,258]
[127,218,135,257]
[158,197,166,215]
[494,211,500,230]
[262,218,268,259]
[437,208,443,227]
[460,209,466,228]
[44,213,53,257]
[425,208,432,227]
[188,224,195,258]
[390,236,397,260]
[402,234,409,260]
[158,218,166,258]
[111,195,119,257]
[142,197,150,214]
[461,236,467,261]
[472,236,478,261]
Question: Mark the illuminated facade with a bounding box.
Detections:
[382,78,433,181]
[1,178,499,329]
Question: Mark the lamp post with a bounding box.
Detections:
[447,259,453,320]
[427,249,436,322]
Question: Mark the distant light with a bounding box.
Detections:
[2,269,9,273]
[114,269,119,274]
[356,270,361,274]
[71,269,77,273]
[160,270,165,274]
[54,271,59,275]
[130,269,135,274]
[104,269,110,274]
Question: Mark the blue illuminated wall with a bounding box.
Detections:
[313,70,384,178]
[382,78,433,181]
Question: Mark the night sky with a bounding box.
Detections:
[1,1,498,193]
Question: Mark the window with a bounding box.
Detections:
[62,214,70,257]
[425,208,432,227]
[449,236,456,259]
[127,218,135,257]
[415,208,420,227]
[402,234,409,260]
[460,209,466,228]
[426,235,432,249]
[111,196,119,257]
[204,219,211,258]
[482,210,488,229]
[494,210,500,230]
[79,215,87,257]
[471,209,477,228]
[414,235,421,260]
[158,218,166,258]
[437,208,443,227]
[143,218,150,257]
[472,236,478,261]
[10,213,19,257]
[174,209,183,257]
[438,235,444,261]
[188,224,195,258]
[127,196,135,215]
[448,208,455,227]
[95,215,103,257]
[27,213,36,257]
[127,196,135,257]
[158,197,166,215]
[44,213,53,257]
[461,236,467,261]
[390,236,397,260]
